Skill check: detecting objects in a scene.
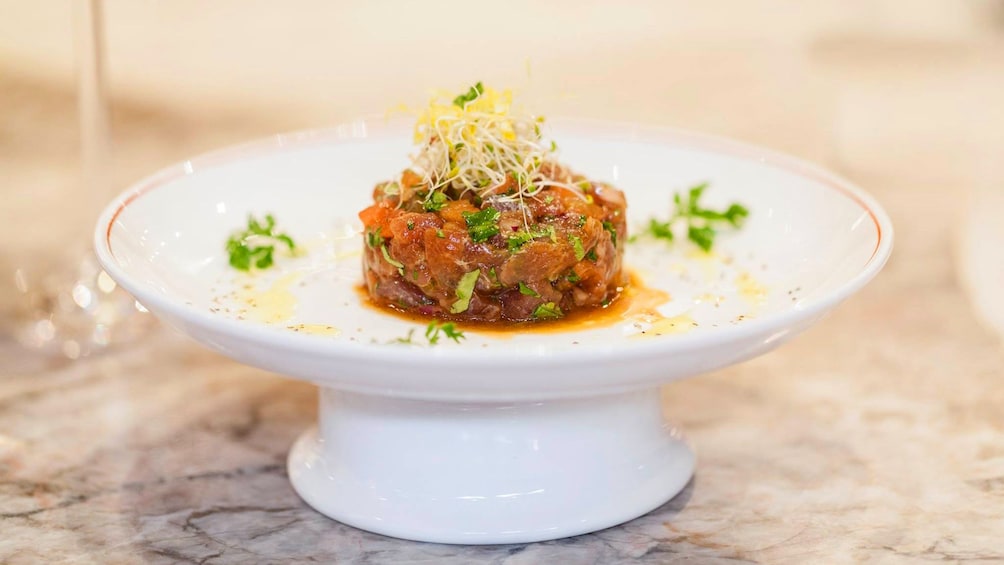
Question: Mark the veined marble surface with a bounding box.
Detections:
[3,21,1004,563]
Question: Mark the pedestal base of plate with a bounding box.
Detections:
[287,387,695,545]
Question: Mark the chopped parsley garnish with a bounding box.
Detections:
[392,329,416,344]
[677,183,749,227]
[450,269,480,314]
[225,214,297,271]
[507,231,534,252]
[533,302,564,319]
[424,191,448,212]
[452,81,485,108]
[518,282,539,297]
[602,220,618,246]
[636,182,748,252]
[436,229,445,238]
[463,207,501,243]
[380,245,405,276]
[586,248,598,262]
[687,226,716,252]
[510,224,557,250]
[567,270,581,283]
[645,218,673,242]
[392,322,466,346]
[366,226,384,248]
[425,321,466,344]
[568,234,585,261]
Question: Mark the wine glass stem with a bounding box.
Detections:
[77,0,110,219]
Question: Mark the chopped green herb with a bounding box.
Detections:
[366,226,384,249]
[586,248,598,262]
[225,214,297,271]
[550,140,558,152]
[533,302,564,319]
[679,183,710,217]
[424,191,448,212]
[407,221,415,231]
[687,225,716,252]
[380,245,405,276]
[425,321,466,344]
[577,215,587,228]
[450,269,480,314]
[567,270,581,283]
[723,204,749,227]
[442,323,465,342]
[452,81,485,108]
[436,229,445,238]
[635,183,748,251]
[646,218,673,242]
[569,234,585,261]
[518,282,540,297]
[602,220,618,246]
[507,231,533,252]
[392,328,416,344]
[544,195,554,204]
[393,322,466,346]
[462,207,501,242]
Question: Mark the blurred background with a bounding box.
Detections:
[1,0,1002,350]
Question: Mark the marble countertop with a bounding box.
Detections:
[3,21,1004,563]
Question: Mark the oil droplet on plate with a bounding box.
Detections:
[631,313,697,339]
[735,272,768,305]
[287,323,341,336]
[245,272,301,324]
[685,249,724,282]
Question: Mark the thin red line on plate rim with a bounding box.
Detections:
[104,125,885,263]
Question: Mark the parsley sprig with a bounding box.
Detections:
[533,302,564,319]
[425,321,466,344]
[637,183,748,251]
[392,321,466,345]
[225,214,297,271]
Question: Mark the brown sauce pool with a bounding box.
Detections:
[357,271,671,336]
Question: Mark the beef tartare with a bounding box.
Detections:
[359,83,627,323]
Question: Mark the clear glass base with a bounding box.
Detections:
[15,252,153,359]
